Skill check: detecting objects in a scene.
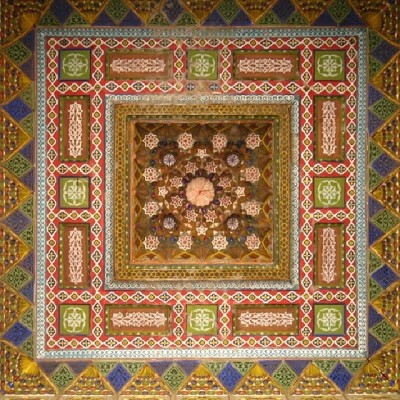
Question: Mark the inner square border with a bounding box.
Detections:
[105,95,300,290]
[36,27,368,359]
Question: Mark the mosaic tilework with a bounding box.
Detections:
[0,0,399,398]
[37,28,366,359]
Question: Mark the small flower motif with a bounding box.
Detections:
[244,166,261,183]
[143,132,159,149]
[170,176,183,188]
[205,161,218,174]
[245,132,262,149]
[185,209,198,222]
[144,235,159,251]
[177,233,192,251]
[220,195,232,208]
[204,209,217,223]
[158,186,168,197]
[219,176,232,189]
[163,153,176,166]
[178,132,194,151]
[143,167,160,182]
[242,200,261,216]
[185,161,198,174]
[236,186,246,198]
[212,132,227,152]
[171,195,184,208]
[227,216,240,231]
[196,225,208,236]
[227,153,240,167]
[143,201,159,217]
[197,149,208,159]
[245,233,261,250]
[163,216,176,230]
[212,234,228,250]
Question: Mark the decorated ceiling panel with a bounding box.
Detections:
[0,0,399,398]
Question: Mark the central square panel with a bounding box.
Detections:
[108,100,298,289]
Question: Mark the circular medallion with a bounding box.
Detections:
[163,153,176,166]
[227,153,240,167]
[186,177,215,207]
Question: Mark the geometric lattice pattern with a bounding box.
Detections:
[1,0,399,397]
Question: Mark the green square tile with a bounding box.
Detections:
[59,177,90,208]
[59,304,90,335]
[314,177,346,208]
[187,305,218,335]
[59,49,91,80]
[187,50,218,80]
[315,51,346,81]
[314,304,345,336]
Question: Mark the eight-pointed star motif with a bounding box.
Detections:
[143,132,159,149]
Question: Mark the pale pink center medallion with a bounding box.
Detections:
[185,177,215,207]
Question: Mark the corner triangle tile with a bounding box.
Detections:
[287,363,342,397]
[233,363,284,397]
[0,340,56,395]
[347,339,400,395]
[121,364,171,397]
[181,0,221,22]
[177,364,227,396]
[0,224,31,276]
[372,283,400,331]
[0,282,30,335]
[0,110,31,163]
[64,364,114,396]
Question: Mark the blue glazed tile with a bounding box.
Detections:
[3,98,32,122]
[20,168,35,191]
[120,10,143,26]
[163,0,184,22]
[368,333,382,356]
[368,305,383,328]
[372,40,399,65]
[21,30,35,52]
[272,0,295,22]
[3,210,31,234]
[50,0,73,24]
[3,322,31,346]
[340,9,366,26]
[231,9,252,26]
[259,360,281,375]
[38,362,60,375]
[371,153,399,176]
[203,10,227,26]
[368,112,384,135]
[20,280,34,302]
[20,140,34,163]
[68,361,90,375]
[93,11,117,26]
[369,85,384,106]
[369,222,384,245]
[176,360,199,375]
[20,251,34,273]
[107,364,131,392]
[329,363,352,391]
[369,196,384,217]
[313,11,337,26]
[150,361,172,376]
[21,58,35,81]
[286,360,310,375]
[371,265,399,289]
[218,363,242,392]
